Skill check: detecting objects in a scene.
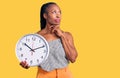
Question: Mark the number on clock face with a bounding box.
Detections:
[26,37,30,42]
[16,34,49,66]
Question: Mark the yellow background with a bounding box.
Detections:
[0,0,120,78]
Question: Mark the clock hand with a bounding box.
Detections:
[33,45,45,51]
[23,43,35,52]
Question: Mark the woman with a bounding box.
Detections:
[20,2,78,78]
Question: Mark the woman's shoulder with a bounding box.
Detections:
[63,31,75,43]
[36,30,45,35]
[63,31,73,40]
[64,31,72,37]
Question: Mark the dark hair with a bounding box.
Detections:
[40,2,56,30]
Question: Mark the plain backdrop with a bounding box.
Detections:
[0,0,120,78]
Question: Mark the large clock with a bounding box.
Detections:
[15,34,49,66]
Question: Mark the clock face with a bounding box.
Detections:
[15,34,49,66]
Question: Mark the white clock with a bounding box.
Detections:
[15,34,49,66]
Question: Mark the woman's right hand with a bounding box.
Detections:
[20,61,30,69]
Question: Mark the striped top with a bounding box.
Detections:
[39,39,69,71]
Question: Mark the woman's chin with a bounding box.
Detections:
[51,24,60,27]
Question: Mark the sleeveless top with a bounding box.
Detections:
[39,39,69,71]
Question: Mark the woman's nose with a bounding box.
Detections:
[56,13,61,18]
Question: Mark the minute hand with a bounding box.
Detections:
[33,45,45,50]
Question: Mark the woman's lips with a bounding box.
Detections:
[54,19,60,23]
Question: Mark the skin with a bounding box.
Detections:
[20,4,78,69]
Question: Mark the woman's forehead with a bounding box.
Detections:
[46,4,61,12]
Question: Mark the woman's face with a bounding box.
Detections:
[44,4,61,26]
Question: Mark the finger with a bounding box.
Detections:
[20,61,23,65]
[23,61,27,66]
[24,61,27,64]
[25,64,30,69]
[24,63,29,68]
[21,61,27,67]
[20,61,24,66]
[49,26,54,33]
[54,30,57,34]
[20,62,25,68]
[52,27,56,33]
[53,27,58,32]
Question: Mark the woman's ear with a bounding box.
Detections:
[43,13,47,19]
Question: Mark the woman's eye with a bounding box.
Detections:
[51,11,61,14]
[52,11,56,14]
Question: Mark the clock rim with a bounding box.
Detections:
[15,33,49,66]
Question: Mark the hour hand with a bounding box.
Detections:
[23,43,34,52]
[33,45,45,51]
